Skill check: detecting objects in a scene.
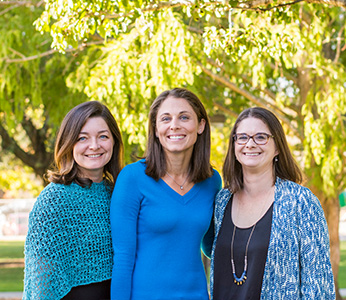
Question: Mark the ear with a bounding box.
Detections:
[198,119,206,135]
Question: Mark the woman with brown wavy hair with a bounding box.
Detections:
[24,101,124,300]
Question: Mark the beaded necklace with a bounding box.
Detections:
[230,223,256,285]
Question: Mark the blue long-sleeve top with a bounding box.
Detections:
[110,160,222,300]
[210,177,336,299]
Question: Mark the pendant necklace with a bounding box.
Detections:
[230,223,256,285]
[166,172,189,190]
[230,187,273,286]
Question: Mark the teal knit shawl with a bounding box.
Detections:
[23,182,113,300]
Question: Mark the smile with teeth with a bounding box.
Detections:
[86,154,103,158]
[244,153,260,156]
[168,135,185,140]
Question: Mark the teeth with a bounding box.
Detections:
[169,135,184,140]
[244,153,259,156]
[87,154,102,158]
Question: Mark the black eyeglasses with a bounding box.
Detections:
[233,133,274,145]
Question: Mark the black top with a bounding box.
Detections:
[61,279,111,300]
[213,196,273,300]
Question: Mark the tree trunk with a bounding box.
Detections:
[309,186,341,300]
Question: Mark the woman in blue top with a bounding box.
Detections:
[110,88,222,300]
[210,107,335,299]
[23,101,124,300]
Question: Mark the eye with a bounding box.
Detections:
[180,115,190,121]
[77,136,87,142]
[160,116,171,122]
[255,133,267,141]
[100,134,109,139]
[237,134,249,141]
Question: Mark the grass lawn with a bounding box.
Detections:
[0,268,23,291]
[0,241,24,292]
[0,241,24,260]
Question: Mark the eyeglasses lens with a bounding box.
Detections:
[235,133,269,145]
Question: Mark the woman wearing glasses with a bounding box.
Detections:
[210,107,335,299]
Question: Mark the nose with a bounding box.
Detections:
[170,117,180,130]
[89,138,100,150]
[245,137,256,147]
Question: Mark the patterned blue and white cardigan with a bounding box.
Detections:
[209,177,336,300]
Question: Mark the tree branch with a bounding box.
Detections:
[21,116,41,154]
[101,0,346,20]
[0,122,36,171]
[198,61,303,139]
[0,1,43,6]
[3,40,105,63]
[0,4,19,16]
[334,24,345,63]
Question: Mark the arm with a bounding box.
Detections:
[201,217,214,258]
[201,170,222,258]
[23,186,63,300]
[298,188,336,299]
[110,165,141,300]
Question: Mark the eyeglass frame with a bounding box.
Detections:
[233,132,274,145]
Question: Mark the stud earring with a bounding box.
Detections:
[275,156,278,162]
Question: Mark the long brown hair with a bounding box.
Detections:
[48,101,124,188]
[145,88,213,182]
[223,107,302,192]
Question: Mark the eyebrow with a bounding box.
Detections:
[78,129,110,135]
[158,110,192,117]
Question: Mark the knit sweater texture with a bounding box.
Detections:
[110,160,222,300]
[210,177,336,300]
[23,181,113,300]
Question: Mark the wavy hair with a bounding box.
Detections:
[48,101,124,188]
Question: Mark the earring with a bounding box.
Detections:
[275,156,278,162]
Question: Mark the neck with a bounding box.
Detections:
[165,152,192,176]
[241,168,275,197]
[78,170,103,183]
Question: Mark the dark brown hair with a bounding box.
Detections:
[145,88,213,182]
[223,107,302,192]
[48,101,124,188]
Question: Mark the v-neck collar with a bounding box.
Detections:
[158,178,201,205]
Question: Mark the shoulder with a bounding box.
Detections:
[36,182,67,203]
[209,169,222,186]
[276,178,317,200]
[214,188,232,223]
[212,169,221,180]
[115,160,147,187]
[216,188,232,204]
[275,178,323,212]
[119,160,146,175]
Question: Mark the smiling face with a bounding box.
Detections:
[234,117,278,173]
[155,96,205,158]
[73,117,114,182]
